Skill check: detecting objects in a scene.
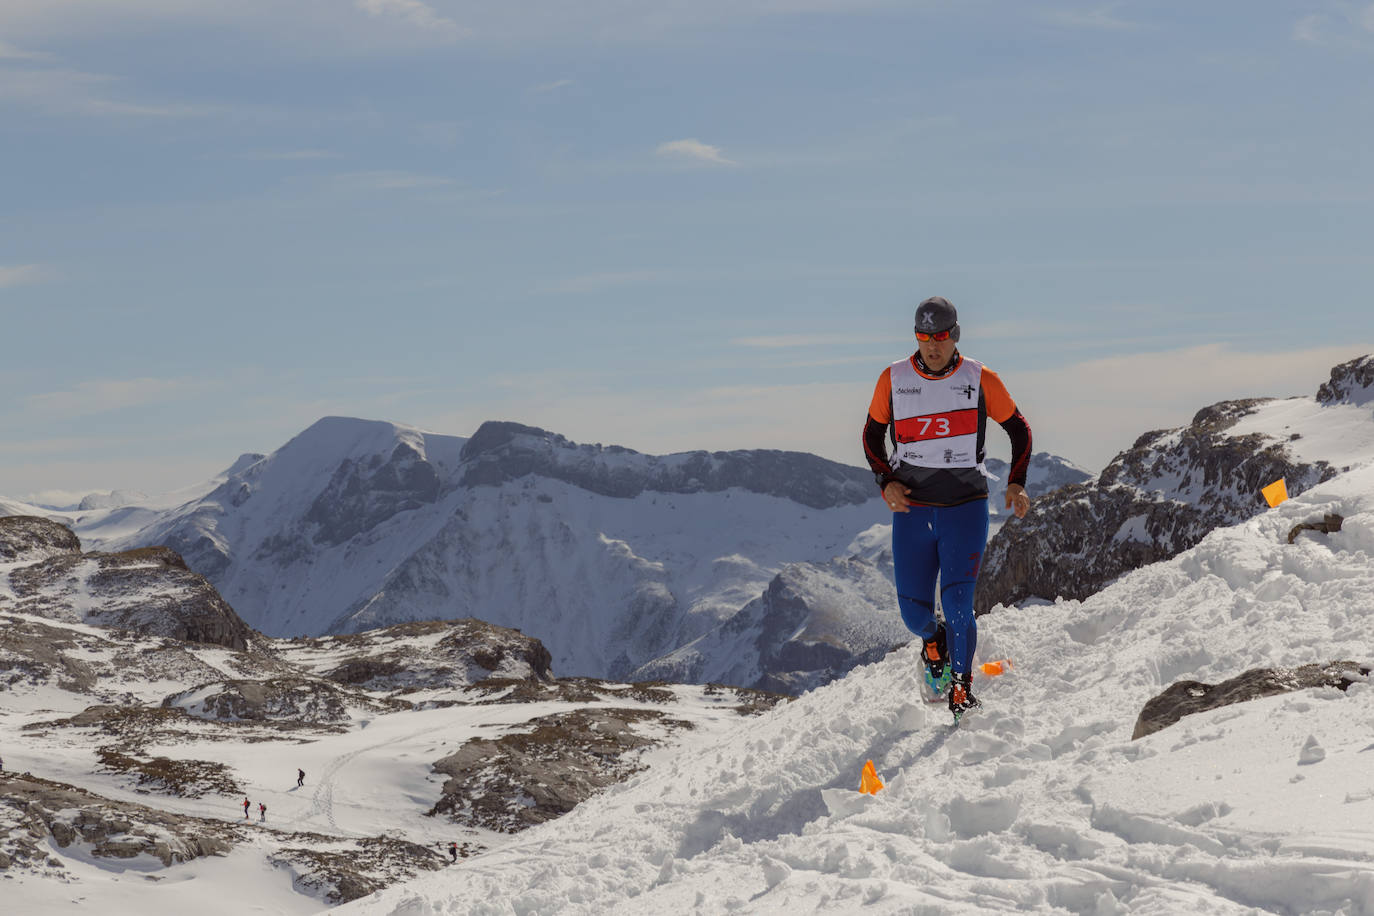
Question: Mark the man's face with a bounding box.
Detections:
[918,332,956,370]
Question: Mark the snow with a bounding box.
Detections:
[334,461,1374,916]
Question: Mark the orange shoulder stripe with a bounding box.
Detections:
[868,366,893,424]
[980,367,1016,424]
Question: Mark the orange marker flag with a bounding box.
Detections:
[979,659,1013,676]
[1262,478,1289,508]
[859,759,884,795]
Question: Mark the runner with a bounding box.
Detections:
[862,296,1033,719]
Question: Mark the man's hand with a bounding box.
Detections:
[883,481,913,513]
[1005,483,1030,519]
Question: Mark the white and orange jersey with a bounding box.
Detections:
[865,353,1025,505]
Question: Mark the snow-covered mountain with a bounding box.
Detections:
[978,354,1374,613]
[56,419,1087,691]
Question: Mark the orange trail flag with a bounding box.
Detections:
[1262,478,1289,508]
[859,759,884,795]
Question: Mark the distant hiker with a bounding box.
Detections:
[863,296,1033,720]
[448,842,458,863]
[243,797,251,818]
[259,802,267,821]
[297,768,305,787]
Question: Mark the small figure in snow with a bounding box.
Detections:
[243,797,251,818]
[297,768,305,787]
[862,296,1033,720]
[448,842,458,863]
[259,802,267,821]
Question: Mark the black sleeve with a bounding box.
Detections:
[999,408,1032,488]
[862,416,897,491]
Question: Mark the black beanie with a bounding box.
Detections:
[914,296,960,342]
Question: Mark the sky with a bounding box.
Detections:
[3,0,1373,504]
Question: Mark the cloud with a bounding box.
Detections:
[656,138,737,167]
[538,271,668,295]
[26,376,203,417]
[329,170,454,191]
[1044,4,1142,30]
[0,264,48,288]
[0,63,206,117]
[530,79,572,93]
[355,0,467,38]
[0,40,52,61]
[240,149,341,161]
[1293,14,1325,42]
[730,333,888,349]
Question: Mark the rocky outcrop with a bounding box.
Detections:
[428,707,693,832]
[164,677,407,724]
[0,772,445,902]
[975,398,1336,612]
[1132,662,1370,739]
[0,771,235,871]
[1316,354,1374,406]
[312,618,553,691]
[1,526,259,652]
[458,420,875,510]
[0,515,80,562]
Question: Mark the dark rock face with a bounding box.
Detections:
[305,442,443,547]
[1132,662,1370,739]
[0,516,80,561]
[976,398,1336,613]
[458,420,875,510]
[1316,354,1374,406]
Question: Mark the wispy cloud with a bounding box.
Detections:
[329,170,454,192]
[0,264,48,288]
[0,40,53,61]
[531,79,572,93]
[1293,14,1325,42]
[0,64,206,117]
[731,333,887,348]
[656,138,737,167]
[355,0,467,38]
[26,377,206,417]
[538,271,667,295]
[1045,4,1142,30]
[240,149,341,161]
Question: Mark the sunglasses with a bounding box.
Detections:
[916,329,953,342]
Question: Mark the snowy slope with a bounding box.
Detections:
[339,460,1374,916]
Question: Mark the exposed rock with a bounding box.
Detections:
[164,677,408,724]
[4,542,259,651]
[976,397,1336,612]
[428,707,694,832]
[268,836,449,904]
[1316,354,1374,406]
[304,618,553,691]
[0,515,80,562]
[1288,513,1344,544]
[305,441,443,547]
[1132,661,1370,739]
[459,420,874,510]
